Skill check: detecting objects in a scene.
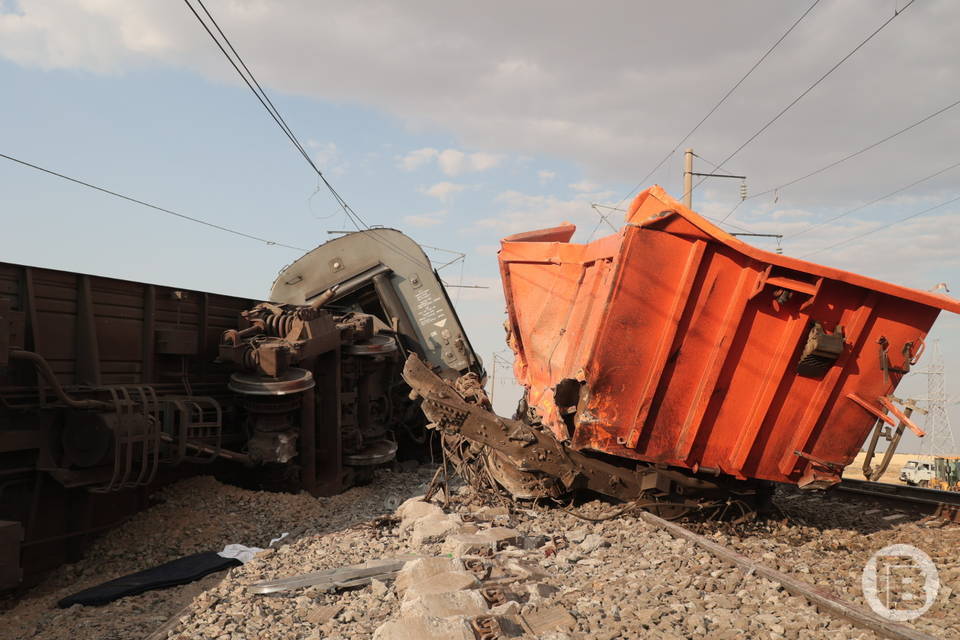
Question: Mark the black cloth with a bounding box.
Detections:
[57,551,241,607]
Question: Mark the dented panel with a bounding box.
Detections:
[499,186,960,488]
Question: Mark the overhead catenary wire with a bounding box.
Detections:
[616,0,821,209]
[0,151,306,251]
[183,0,434,270]
[715,98,960,225]
[746,97,960,207]
[788,158,960,239]
[592,203,759,235]
[800,193,960,258]
[710,0,917,220]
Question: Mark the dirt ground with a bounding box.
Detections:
[842,451,918,483]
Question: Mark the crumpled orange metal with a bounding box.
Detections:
[499,186,960,487]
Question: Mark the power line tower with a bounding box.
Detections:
[916,340,957,458]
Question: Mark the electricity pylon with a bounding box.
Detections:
[916,340,957,458]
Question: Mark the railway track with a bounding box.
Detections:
[835,478,960,508]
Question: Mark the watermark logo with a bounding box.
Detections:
[862,544,939,621]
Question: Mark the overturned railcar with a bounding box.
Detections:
[0,228,480,588]
[404,186,960,508]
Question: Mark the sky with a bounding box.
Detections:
[1,0,958,457]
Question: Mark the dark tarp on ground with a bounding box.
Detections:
[57,551,241,608]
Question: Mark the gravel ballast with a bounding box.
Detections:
[2,472,956,639]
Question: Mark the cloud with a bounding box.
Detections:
[467,151,502,172]
[420,181,465,201]
[537,170,555,183]
[399,147,438,170]
[476,188,618,238]
[402,210,447,227]
[437,149,466,176]
[695,189,960,293]
[5,1,959,210]
[569,179,599,192]
[307,140,340,172]
[401,147,503,176]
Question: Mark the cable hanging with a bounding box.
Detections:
[789,158,960,239]
[614,0,821,210]
[743,98,960,207]
[183,0,434,270]
[0,152,306,252]
[800,193,960,258]
[709,0,917,219]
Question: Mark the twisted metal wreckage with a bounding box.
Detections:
[403,186,960,517]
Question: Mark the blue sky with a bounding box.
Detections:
[0,54,607,413]
[1,1,958,452]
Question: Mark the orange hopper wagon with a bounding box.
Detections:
[496,186,960,490]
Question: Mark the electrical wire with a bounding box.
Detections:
[615,0,821,209]
[800,193,960,258]
[708,0,917,214]
[592,202,758,235]
[743,98,960,205]
[0,151,306,251]
[184,0,434,270]
[789,159,960,239]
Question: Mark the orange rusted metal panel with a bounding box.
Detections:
[499,186,960,488]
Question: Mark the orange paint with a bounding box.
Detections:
[499,186,960,487]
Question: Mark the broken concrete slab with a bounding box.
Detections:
[526,582,560,601]
[410,514,463,547]
[472,506,510,523]
[441,527,521,557]
[372,615,475,640]
[579,533,608,553]
[483,526,520,547]
[394,557,461,595]
[442,533,495,558]
[402,571,480,601]
[521,604,578,635]
[400,589,489,618]
[397,498,445,532]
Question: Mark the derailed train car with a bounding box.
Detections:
[404,186,960,512]
[0,228,481,588]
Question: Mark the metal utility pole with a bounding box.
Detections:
[681,148,746,211]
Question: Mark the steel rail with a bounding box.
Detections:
[835,478,960,508]
[641,510,937,640]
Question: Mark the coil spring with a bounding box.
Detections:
[239,344,258,369]
[261,311,300,337]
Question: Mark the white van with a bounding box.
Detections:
[899,460,934,486]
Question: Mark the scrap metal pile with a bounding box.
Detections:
[404,186,960,516]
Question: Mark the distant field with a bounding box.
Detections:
[841,451,917,484]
